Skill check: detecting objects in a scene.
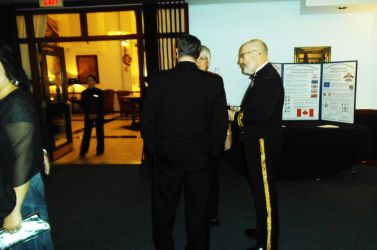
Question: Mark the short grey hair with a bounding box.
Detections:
[176,34,201,59]
[199,45,211,64]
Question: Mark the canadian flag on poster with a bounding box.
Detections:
[296,108,314,117]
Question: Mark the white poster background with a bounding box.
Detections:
[321,61,357,124]
[282,64,321,120]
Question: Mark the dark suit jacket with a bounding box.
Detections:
[141,61,228,159]
[81,87,104,118]
[236,62,285,140]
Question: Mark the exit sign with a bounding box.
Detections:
[39,0,64,7]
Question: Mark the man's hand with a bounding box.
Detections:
[224,132,232,151]
[3,210,22,233]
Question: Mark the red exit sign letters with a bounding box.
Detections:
[39,0,64,7]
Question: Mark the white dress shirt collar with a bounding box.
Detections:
[255,61,269,75]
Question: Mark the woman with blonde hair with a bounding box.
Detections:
[196,45,229,228]
[196,45,211,72]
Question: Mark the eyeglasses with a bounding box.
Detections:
[239,49,262,59]
[197,56,209,61]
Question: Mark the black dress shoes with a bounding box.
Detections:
[209,218,219,228]
[244,228,257,238]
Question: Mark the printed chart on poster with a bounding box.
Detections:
[321,61,357,123]
[282,64,321,120]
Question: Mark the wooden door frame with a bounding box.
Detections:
[40,45,73,160]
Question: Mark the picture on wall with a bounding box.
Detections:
[294,46,331,64]
[76,55,99,83]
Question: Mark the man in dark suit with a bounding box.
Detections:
[141,34,228,250]
[80,75,105,157]
[229,39,284,250]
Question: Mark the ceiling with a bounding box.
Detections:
[188,0,293,4]
[2,0,377,14]
[0,0,156,5]
[300,0,377,14]
[187,0,377,14]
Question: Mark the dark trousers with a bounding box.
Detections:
[208,157,220,220]
[242,135,281,250]
[152,155,211,250]
[80,117,104,154]
[141,146,153,178]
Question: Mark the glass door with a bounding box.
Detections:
[40,45,73,160]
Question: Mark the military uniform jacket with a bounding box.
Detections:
[141,61,228,160]
[236,62,284,140]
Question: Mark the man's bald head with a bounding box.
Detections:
[241,39,268,56]
[238,39,269,75]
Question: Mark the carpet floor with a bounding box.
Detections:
[45,161,377,250]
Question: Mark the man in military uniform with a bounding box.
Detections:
[141,34,228,250]
[229,39,284,250]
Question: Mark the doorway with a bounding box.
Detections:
[15,3,189,164]
[40,45,73,160]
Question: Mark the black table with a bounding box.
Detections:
[120,95,141,130]
[279,121,373,179]
[226,121,374,179]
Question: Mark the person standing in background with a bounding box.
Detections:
[141,34,228,250]
[228,39,284,250]
[80,75,105,157]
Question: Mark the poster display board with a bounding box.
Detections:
[282,64,321,120]
[321,61,357,124]
[273,61,357,124]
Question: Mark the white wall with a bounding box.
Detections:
[189,1,377,108]
[371,12,377,108]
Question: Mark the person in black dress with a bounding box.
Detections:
[196,45,232,227]
[0,40,53,249]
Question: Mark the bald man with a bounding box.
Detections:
[229,39,284,250]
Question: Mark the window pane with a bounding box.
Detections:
[17,16,26,39]
[19,44,31,79]
[87,11,137,36]
[34,14,81,38]
[122,39,140,92]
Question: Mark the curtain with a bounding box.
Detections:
[33,15,48,38]
[17,15,47,79]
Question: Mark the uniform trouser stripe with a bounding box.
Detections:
[259,138,272,250]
